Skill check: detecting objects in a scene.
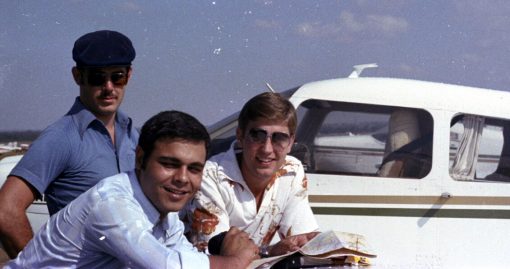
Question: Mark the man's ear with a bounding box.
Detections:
[71,67,83,85]
[125,67,133,85]
[286,135,296,154]
[135,146,144,170]
[236,127,243,144]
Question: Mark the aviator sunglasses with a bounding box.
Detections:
[247,128,291,149]
[84,70,128,86]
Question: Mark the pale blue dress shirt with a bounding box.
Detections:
[5,171,209,269]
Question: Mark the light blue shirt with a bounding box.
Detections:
[10,97,138,215]
[5,171,209,269]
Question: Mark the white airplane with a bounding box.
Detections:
[0,142,23,154]
[208,64,510,268]
[2,64,510,267]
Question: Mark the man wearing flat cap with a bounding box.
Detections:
[0,30,139,259]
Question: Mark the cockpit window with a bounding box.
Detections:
[292,99,433,179]
[449,114,510,182]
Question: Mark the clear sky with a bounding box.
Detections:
[1,1,510,131]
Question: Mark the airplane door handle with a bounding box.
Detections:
[441,192,452,199]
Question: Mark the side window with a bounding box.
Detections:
[292,99,433,179]
[449,115,510,182]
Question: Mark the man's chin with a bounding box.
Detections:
[164,205,185,214]
[99,104,118,112]
[254,169,277,181]
[94,107,118,117]
[166,197,192,212]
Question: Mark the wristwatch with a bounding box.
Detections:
[259,245,270,258]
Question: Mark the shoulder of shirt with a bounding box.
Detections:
[94,173,134,199]
[28,116,77,147]
[203,158,222,183]
[204,150,229,169]
[284,155,303,170]
[45,115,78,132]
[203,150,236,184]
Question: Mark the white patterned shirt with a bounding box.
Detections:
[181,143,318,247]
[5,171,209,269]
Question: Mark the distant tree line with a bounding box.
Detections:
[0,130,41,143]
[0,123,386,143]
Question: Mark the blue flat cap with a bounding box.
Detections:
[72,30,136,67]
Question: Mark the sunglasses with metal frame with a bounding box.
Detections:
[247,128,292,149]
[83,70,128,86]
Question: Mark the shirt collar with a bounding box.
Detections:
[115,107,132,132]
[67,97,133,138]
[211,141,247,186]
[127,170,160,226]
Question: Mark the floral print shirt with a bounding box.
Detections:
[181,143,318,248]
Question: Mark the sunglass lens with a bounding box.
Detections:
[110,72,127,85]
[250,129,268,143]
[86,72,127,86]
[272,132,290,147]
[87,72,107,86]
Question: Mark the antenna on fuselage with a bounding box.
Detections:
[348,63,378,78]
[265,82,276,93]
